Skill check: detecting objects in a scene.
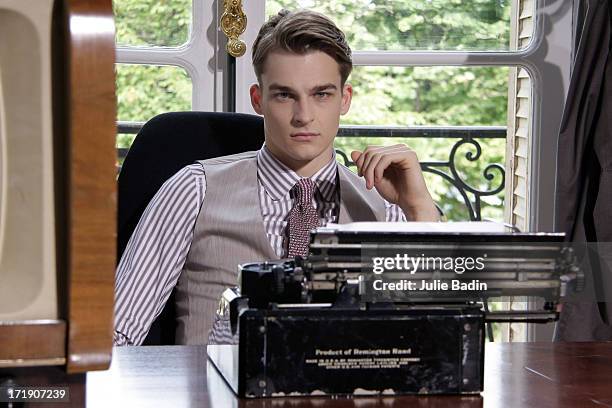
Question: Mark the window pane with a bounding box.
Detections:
[334,66,511,222]
[113,0,192,47]
[344,66,509,126]
[267,0,532,51]
[116,64,192,123]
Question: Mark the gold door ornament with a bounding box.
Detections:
[220,0,247,57]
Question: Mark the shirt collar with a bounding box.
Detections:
[257,145,338,201]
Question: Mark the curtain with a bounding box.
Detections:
[555,0,612,341]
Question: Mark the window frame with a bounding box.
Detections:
[115,0,216,116]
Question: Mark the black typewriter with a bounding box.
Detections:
[207,222,584,398]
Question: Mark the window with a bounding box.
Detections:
[267,0,525,51]
[114,0,217,160]
[116,64,192,150]
[114,0,573,341]
[337,65,510,221]
[114,0,192,47]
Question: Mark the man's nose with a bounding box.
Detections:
[291,99,314,127]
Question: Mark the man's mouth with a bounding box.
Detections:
[290,132,319,141]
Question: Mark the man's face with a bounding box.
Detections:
[250,51,352,175]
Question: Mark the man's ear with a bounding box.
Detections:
[340,83,353,115]
[250,83,263,115]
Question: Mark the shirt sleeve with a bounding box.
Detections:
[384,200,407,222]
[113,163,206,346]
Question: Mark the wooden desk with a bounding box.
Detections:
[84,343,612,407]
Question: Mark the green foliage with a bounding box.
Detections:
[115,64,192,147]
[113,0,191,46]
[114,0,193,148]
[346,66,508,126]
[114,0,512,221]
[266,0,511,51]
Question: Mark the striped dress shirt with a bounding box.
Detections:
[114,146,406,345]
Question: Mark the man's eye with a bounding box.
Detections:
[275,92,290,100]
[315,92,331,99]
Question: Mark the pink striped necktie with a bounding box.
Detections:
[287,178,320,258]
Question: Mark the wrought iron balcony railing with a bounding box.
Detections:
[117,122,506,221]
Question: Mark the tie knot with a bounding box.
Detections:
[292,178,316,205]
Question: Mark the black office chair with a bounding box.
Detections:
[117,111,265,345]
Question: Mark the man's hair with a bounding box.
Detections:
[252,9,352,86]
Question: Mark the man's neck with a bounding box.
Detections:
[292,160,330,178]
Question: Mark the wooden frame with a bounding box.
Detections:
[60,0,117,374]
[0,0,116,374]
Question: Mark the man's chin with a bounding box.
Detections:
[269,142,334,169]
[286,148,327,164]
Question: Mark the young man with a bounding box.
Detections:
[114,9,439,346]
